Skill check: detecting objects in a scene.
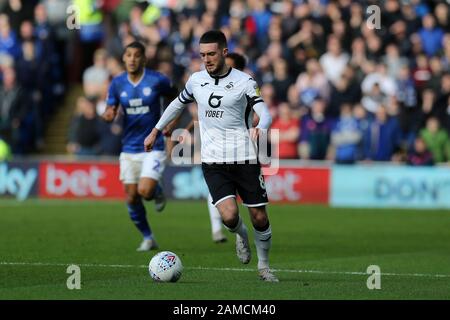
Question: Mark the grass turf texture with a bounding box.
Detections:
[0,200,449,299]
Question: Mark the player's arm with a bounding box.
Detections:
[246,79,272,140]
[159,76,185,137]
[144,98,189,151]
[102,105,118,123]
[102,79,119,123]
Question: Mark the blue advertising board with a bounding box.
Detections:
[331,165,450,209]
[163,165,209,200]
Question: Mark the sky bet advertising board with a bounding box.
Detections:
[0,162,39,201]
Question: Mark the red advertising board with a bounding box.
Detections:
[38,162,125,199]
[263,167,330,204]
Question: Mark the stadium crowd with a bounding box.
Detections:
[0,0,449,165]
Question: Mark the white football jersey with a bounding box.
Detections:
[178,68,264,163]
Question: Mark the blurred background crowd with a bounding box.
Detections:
[0,0,449,165]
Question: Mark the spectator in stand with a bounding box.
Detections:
[260,83,278,119]
[428,56,444,93]
[67,96,101,157]
[1,0,35,33]
[349,37,369,83]
[417,88,437,127]
[298,98,333,160]
[248,0,272,52]
[295,58,329,108]
[16,39,47,149]
[419,117,450,164]
[270,102,300,159]
[434,73,450,122]
[441,34,450,71]
[362,105,402,162]
[396,64,419,141]
[74,0,104,74]
[434,2,450,33]
[328,103,362,164]
[353,103,370,161]
[271,58,292,103]
[319,34,349,86]
[106,55,125,78]
[382,43,409,80]
[83,48,109,99]
[418,13,444,57]
[0,67,30,154]
[328,66,361,119]
[0,14,21,59]
[407,136,434,166]
[361,63,397,114]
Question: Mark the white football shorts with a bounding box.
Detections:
[119,151,167,184]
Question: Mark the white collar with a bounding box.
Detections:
[127,69,146,87]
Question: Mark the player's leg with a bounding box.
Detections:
[202,163,251,263]
[247,205,278,281]
[215,197,251,264]
[124,184,158,251]
[236,163,278,281]
[139,150,167,212]
[120,153,157,251]
[207,192,227,243]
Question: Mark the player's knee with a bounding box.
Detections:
[219,205,239,225]
[137,186,154,200]
[126,193,140,205]
[249,207,268,227]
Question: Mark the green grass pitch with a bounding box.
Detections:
[0,200,449,299]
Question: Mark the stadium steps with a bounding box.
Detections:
[40,85,84,155]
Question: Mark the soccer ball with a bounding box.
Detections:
[148,251,183,282]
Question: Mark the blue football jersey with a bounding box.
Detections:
[107,69,173,153]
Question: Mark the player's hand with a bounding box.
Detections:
[249,127,260,141]
[144,128,159,152]
[102,107,117,123]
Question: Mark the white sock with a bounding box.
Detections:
[225,215,248,239]
[254,224,272,270]
[207,193,223,234]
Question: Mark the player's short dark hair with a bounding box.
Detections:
[124,41,146,55]
[199,30,228,49]
[226,52,246,71]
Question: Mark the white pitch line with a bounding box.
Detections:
[1,261,449,279]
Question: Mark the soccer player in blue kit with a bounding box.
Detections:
[102,41,177,251]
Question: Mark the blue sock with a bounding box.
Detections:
[127,201,152,240]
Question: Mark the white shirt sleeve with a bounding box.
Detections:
[155,76,195,131]
[245,78,272,129]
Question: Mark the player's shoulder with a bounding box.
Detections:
[230,68,256,83]
[108,72,127,90]
[188,70,208,83]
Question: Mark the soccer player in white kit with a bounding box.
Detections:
[144,31,278,282]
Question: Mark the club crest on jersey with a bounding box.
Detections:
[143,87,152,96]
[224,82,234,91]
[120,91,128,97]
[208,92,224,108]
[254,85,261,96]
